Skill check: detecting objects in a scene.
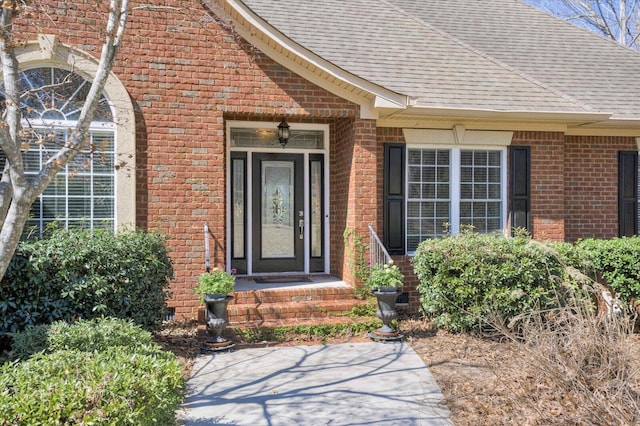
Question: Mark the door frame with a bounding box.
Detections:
[225,121,330,276]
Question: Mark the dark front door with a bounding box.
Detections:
[252,153,304,273]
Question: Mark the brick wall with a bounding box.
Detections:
[512,131,566,241]
[22,0,362,318]
[564,135,637,241]
[15,2,639,317]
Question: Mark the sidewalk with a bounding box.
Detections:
[178,341,451,425]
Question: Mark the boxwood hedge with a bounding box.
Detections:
[412,232,640,333]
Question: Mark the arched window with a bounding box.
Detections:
[3,67,118,235]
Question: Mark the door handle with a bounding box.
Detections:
[298,219,304,239]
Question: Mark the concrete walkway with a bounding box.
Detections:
[179,341,451,426]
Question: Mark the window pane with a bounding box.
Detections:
[68,198,91,219]
[408,150,422,165]
[42,197,66,219]
[436,183,450,199]
[406,148,451,248]
[231,128,323,149]
[232,158,245,259]
[94,198,114,219]
[310,160,323,258]
[68,176,90,196]
[94,176,114,196]
[459,150,502,234]
[408,183,421,198]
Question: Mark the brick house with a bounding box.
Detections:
[9,0,640,319]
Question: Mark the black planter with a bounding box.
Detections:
[203,294,234,349]
[369,289,404,342]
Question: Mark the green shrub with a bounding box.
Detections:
[11,318,156,360]
[411,231,577,332]
[0,347,184,425]
[9,324,49,361]
[0,228,173,346]
[576,237,640,303]
[2,317,184,424]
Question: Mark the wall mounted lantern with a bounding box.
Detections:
[277,118,290,147]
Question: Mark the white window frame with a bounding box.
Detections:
[402,128,512,254]
[9,35,136,231]
[25,125,117,234]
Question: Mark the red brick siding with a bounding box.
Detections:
[330,118,378,285]
[564,136,637,241]
[512,131,566,241]
[21,0,362,318]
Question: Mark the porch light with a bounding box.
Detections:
[277,118,290,147]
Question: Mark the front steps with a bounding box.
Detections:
[196,281,373,345]
[228,286,368,327]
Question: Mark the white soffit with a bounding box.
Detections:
[403,127,514,146]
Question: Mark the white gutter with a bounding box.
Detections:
[400,105,612,123]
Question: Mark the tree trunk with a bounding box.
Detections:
[0,0,130,282]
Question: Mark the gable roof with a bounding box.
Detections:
[221,0,640,129]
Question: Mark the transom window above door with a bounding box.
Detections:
[230,127,324,149]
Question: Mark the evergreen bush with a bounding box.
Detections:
[0,228,173,349]
[576,237,640,303]
[411,231,577,332]
[2,317,184,425]
[10,318,156,360]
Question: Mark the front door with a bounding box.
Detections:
[252,153,304,273]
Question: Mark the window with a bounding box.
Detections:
[1,67,117,236]
[24,129,115,234]
[406,147,506,252]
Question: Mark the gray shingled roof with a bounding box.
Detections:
[239,0,640,120]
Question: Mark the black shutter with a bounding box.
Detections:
[510,146,531,233]
[618,151,638,237]
[384,143,405,255]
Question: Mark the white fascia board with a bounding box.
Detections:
[224,0,408,118]
[403,128,514,146]
[402,105,612,123]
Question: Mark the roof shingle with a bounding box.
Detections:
[239,0,640,120]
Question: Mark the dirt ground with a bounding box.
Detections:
[155,318,640,425]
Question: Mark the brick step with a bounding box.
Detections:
[227,299,368,324]
[230,286,359,305]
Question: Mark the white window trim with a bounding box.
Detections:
[10,35,136,228]
[405,144,508,254]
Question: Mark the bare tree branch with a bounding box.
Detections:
[0,0,130,280]
[526,0,640,50]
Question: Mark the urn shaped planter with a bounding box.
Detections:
[203,294,234,349]
[367,261,404,341]
[372,289,401,338]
